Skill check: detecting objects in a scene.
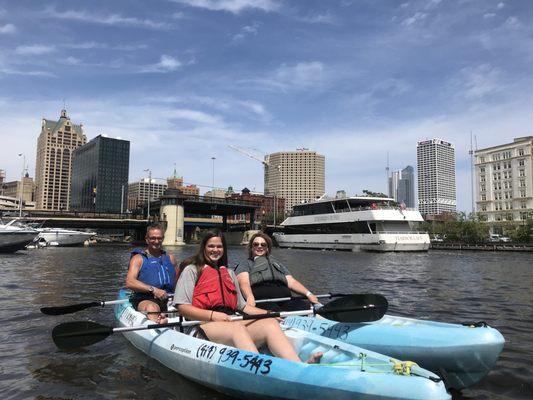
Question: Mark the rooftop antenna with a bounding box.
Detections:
[469,131,475,215]
[386,151,390,197]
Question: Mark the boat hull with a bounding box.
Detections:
[37,230,94,246]
[0,231,38,252]
[274,232,430,252]
[114,290,450,400]
[282,314,504,390]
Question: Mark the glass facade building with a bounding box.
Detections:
[70,135,130,212]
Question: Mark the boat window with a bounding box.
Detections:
[284,222,371,234]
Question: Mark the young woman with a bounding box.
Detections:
[174,230,321,363]
[125,223,177,323]
[235,232,320,311]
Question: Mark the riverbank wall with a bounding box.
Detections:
[430,243,533,252]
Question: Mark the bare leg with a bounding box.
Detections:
[201,322,259,353]
[138,300,167,324]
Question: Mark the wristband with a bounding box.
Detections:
[305,291,312,297]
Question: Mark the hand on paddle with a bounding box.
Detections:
[152,287,168,301]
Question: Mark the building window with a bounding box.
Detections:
[518,148,524,156]
[481,194,486,201]
[519,169,525,177]
[519,159,525,166]
[480,157,485,163]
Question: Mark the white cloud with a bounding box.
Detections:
[43,8,172,30]
[0,68,55,77]
[173,0,280,14]
[455,64,505,99]
[401,12,427,27]
[232,22,260,43]
[15,45,56,55]
[296,12,336,24]
[168,109,222,125]
[497,2,505,10]
[0,23,15,34]
[65,56,82,65]
[139,55,182,73]
[273,61,325,88]
[483,13,496,19]
[503,16,521,30]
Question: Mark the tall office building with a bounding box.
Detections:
[474,136,532,222]
[128,179,167,211]
[35,109,87,210]
[70,135,130,212]
[264,150,325,213]
[417,139,456,216]
[389,166,415,208]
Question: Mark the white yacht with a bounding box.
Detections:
[273,196,430,252]
[0,219,39,253]
[36,228,96,247]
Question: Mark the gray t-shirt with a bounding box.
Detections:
[173,264,246,311]
[234,256,290,276]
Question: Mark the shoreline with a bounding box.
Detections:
[430,243,533,252]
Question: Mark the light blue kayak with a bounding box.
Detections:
[114,290,450,399]
[282,314,505,390]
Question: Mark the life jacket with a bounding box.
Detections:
[192,265,238,313]
[249,256,288,287]
[131,248,176,298]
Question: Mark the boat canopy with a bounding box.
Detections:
[292,197,397,217]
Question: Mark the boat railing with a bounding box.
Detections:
[374,231,428,235]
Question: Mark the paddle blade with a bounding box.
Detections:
[41,302,101,316]
[317,294,388,323]
[52,321,113,350]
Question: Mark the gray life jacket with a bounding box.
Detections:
[249,256,288,287]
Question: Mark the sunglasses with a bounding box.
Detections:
[252,242,267,248]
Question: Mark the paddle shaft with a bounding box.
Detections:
[255,293,339,303]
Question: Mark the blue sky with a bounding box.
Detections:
[1,0,533,212]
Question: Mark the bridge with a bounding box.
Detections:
[11,190,260,244]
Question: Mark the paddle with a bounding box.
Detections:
[41,295,173,316]
[255,292,353,303]
[52,294,388,350]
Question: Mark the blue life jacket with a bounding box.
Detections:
[131,248,176,300]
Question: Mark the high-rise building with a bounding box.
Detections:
[264,150,325,213]
[474,136,532,222]
[389,166,415,208]
[167,169,200,196]
[70,135,130,212]
[128,179,167,212]
[417,139,456,216]
[35,109,87,210]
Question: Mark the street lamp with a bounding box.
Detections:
[211,157,216,190]
[144,169,152,220]
[18,153,25,218]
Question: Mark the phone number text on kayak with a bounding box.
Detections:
[283,318,350,340]
[196,344,272,375]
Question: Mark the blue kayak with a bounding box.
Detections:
[114,290,450,399]
[282,314,504,390]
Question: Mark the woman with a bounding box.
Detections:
[125,223,177,323]
[235,232,320,311]
[174,230,321,364]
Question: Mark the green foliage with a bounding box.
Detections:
[362,189,389,198]
[504,218,533,243]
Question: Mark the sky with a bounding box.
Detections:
[1,0,533,213]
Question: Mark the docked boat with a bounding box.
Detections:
[273,196,430,252]
[114,290,450,400]
[282,314,505,390]
[36,228,95,246]
[0,219,39,253]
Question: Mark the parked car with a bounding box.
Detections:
[488,234,511,243]
[431,234,444,242]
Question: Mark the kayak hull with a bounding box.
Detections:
[114,290,450,400]
[282,314,505,390]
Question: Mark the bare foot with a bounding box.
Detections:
[306,352,323,364]
[156,314,168,324]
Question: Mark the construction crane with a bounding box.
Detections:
[228,145,270,166]
[228,144,281,227]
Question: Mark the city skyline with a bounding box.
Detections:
[2,1,533,212]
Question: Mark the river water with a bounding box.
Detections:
[0,245,531,399]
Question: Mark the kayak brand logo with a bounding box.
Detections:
[170,344,191,354]
[123,309,138,326]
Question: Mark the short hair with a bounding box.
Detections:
[247,232,272,259]
[146,223,164,236]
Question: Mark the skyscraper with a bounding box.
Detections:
[35,109,86,210]
[389,165,415,208]
[417,139,456,216]
[264,150,325,213]
[70,135,130,212]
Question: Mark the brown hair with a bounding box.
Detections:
[247,232,272,259]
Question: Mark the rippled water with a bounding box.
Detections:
[0,245,531,399]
